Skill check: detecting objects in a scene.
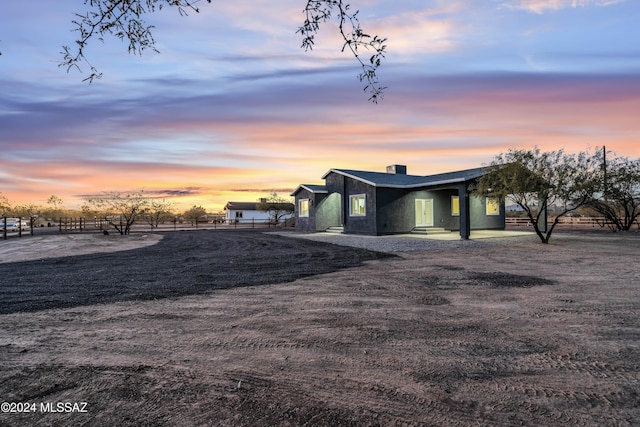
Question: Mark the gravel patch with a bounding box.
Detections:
[271,231,536,252]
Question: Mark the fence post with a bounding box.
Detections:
[2,217,6,240]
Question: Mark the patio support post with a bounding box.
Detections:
[458,183,471,240]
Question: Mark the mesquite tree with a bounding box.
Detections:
[183,205,207,226]
[144,198,175,228]
[475,148,596,244]
[258,192,294,224]
[587,148,640,231]
[84,191,149,235]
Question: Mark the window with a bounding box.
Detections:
[451,196,460,216]
[299,199,309,217]
[235,211,243,218]
[349,194,366,216]
[486,197,499,216]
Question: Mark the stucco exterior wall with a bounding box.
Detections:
[376,187,504,234]
[413,189,454,229]
[470,195,506,230]
[315,192,341,231]
[332,175,377,235]
[294,189,342,232]
[438,190,462,230]
[375,188,413,234]
[294,189,315,232]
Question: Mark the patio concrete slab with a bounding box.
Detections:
[407,229,536,240]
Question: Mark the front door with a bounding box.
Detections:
[415,199,434,227]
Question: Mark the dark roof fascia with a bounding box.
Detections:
[322,166,488,189]
[290,184,328,196]
[404,166,488,188]
[402,177,466,189]
[322,169,379,187]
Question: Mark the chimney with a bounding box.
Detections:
[386,165,407,175]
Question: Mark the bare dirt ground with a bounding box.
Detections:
[0,232,163,264]
[1,229,639,426]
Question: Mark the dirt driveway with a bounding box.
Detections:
[0,229,639,426]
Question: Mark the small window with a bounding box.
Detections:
[451,196,460,216]
[235,211,243,218]
[299,199,309,217]
[349,194,366,216]
[486,197,499,216]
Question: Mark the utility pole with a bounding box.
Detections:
[603,145,608,202]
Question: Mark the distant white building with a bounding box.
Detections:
[224,199,294,224]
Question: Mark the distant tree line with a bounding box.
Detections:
[1,191,186,235]
[1,190,294,235]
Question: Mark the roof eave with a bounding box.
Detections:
[291,184,328,196]
[322,169,378,187]
[323,167,486,189]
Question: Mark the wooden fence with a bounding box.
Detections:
[506,216,636,228]
[2,216,295,240]
[56,217,295,233]
[1,217,33,240]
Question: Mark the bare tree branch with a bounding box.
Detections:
[57,0,386,101]
[61,0,209,82]
[297,0,387,102]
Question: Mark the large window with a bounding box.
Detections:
[486,197,499,216]
[349,194,366,216]
[298,199,309,217]
[451,196,460,216]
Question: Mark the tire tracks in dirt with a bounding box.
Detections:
[1,231,639,425]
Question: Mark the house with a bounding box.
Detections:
[290,165,505,239]
[224,199,294,224]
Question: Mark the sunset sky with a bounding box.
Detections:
[1,0,639,212]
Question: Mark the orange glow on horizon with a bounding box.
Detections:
[3,83,639,214]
